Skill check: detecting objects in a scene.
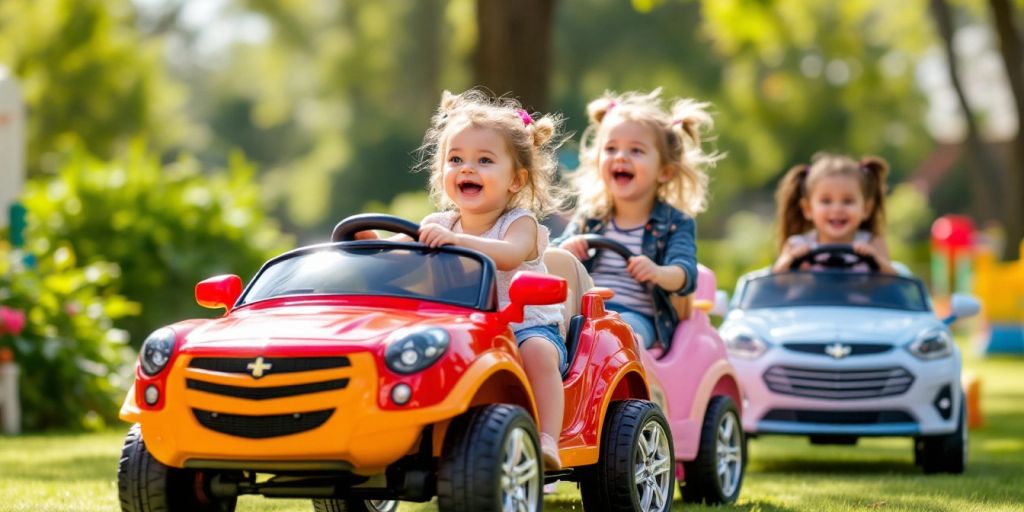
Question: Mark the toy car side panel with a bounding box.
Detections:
[559,315,651,467]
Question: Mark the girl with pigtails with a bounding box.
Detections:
[557,89,721,350]
[771,153,898,275]
[361,89,569,469]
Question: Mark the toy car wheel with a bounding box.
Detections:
[916,400,967,474]
[311,499,398,512]
[681,396,744,504]
[118,424,237,512]
[438,404,542,512]
[580,400,675,512]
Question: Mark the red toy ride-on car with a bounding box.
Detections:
[117,214,675,512]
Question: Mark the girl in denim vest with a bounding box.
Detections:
[557,89,720,349]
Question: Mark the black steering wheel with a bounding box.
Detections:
[581,234,635,260]
[331,214,421,242]
[789,244,880,272]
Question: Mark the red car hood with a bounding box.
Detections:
[180,302,478,351]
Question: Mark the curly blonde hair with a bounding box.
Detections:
[573,89,720,219]
[416,89,566,218]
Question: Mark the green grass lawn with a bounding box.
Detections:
[2,352,1022,512]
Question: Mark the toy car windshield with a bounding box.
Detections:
[738,272,930,311]
[239,244,490,309]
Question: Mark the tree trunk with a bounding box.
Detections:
[473,0,556,111]
[988,0,1024,259]
[929,0,1004,229]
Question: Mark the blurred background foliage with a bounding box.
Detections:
[1,0,1021,428]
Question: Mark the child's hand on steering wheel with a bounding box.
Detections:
[559,235,591,261]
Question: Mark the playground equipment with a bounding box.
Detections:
[974,239,1024,354]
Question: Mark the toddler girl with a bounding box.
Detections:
[413,89,566,469]
[557,89,719,350]
[772,153,897,274]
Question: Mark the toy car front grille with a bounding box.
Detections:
[782,343,893,357]
[763,366,914,399]
[192,408,334,438]
[762,409,915,425]
[189,356,350,374]
[186,378,349,400]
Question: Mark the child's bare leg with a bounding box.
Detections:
[520,337,564,466]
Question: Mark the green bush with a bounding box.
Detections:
[0,242,137,430]
[20,144,293,345]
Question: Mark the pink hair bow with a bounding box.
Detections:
[516,109,534,126]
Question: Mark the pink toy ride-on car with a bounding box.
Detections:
[578,235,746,504]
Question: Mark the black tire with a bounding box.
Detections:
[118,424,237,512]
[580,400,675,512]
[681,396,744,504]
[437,404,543,512]
[916,400,967,474]
[312,499,399,512]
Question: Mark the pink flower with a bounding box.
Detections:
[0,307,26,337]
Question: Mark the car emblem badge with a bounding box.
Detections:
[247,356,272,379]
[825,343,852,359]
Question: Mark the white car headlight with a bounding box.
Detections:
[907,328,953,360]
[723,326,769,359]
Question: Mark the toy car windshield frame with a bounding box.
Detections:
[736,271,931,312]
[235,240,497,311]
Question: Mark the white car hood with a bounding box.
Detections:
[724,307,940,344]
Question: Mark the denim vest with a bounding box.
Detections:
[555,201,698,345]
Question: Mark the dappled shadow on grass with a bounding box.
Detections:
[753,457,919,475]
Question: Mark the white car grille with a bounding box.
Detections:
[763,365,914,399]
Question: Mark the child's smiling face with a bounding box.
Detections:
[597,116,669,205]
[801,174,872,243]
[442,124,526,215]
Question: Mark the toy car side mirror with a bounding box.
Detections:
[501,271,567,324]
[196,275,243,313]
[713,289,730,316]
[944,293,981,325]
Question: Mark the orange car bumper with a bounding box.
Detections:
[121,352,481,475]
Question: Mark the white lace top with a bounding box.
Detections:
[421,208,564,332]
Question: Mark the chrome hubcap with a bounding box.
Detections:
[634,419,672,512]
[500,427,540,512]
[365,500,397,512]
[716,412,742,497]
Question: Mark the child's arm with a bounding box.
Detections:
[420,217,538,271]
[639,214,698,294]
[854,237,898,275]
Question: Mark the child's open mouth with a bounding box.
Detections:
[612,170,634,186]
[828,219,849,230]
[458,182,483,196]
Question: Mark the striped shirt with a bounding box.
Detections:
[591,220,655,316]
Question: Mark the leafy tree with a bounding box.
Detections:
[20,144,293,344]
[0,0,192,176]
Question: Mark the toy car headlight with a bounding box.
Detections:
[907,328,953,360]
[139,328,176,376]
[722,326,769,359]
[385,327,449,374]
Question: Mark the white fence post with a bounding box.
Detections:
[0,66,26,226]
[0,349,19,435]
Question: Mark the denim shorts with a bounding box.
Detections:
[605,302,657,350]
[514,324,568,373]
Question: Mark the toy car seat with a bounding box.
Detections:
[543,248,594,376]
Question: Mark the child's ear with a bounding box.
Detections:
[800,198,812,220]
[509,168,528,193]
[658,164,676,184]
